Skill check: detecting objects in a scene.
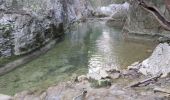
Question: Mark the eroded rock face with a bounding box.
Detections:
[131,43,170,77]
[0,0,92,57]
[125,0,170,36]
[94,2,129,18]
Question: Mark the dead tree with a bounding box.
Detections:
[136,0,170,31]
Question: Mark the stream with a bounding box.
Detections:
[0,21,157,95]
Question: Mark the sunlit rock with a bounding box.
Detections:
[0,0,93,57]
[94,2,129,18]
[134,43,170,77]
[78,75,88,82]
[0,94,12,100]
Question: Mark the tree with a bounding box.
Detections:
[137,0,170,31]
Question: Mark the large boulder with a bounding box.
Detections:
[0,0,92,57]
[94,2,129,18]
[131,43,170,77]
[124,0,170,36]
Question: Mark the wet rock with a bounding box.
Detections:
[0,94,12,100]
[12,79,169,100]
[107,70,121,79]
[135,43,170,77]
[98,79,111,87]
[109,72,120,79]
[158,37,170,43]
[146,49,153,53]
[0,0,93,57]
[128,61,141,70]
[94,2,129,18]
[122,69,141,79]
[78,75,88,82]
[87,67,110,80]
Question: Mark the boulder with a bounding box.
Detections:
[94,2,129,19]
[87,68,109,80]
[135,43,170,77]
[124,0,170,36]
[0,0,93,57]
[98,79,111,87]
[78,75,88,82]
[0,94,12,100]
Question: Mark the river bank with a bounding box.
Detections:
[1,1,170,100]
[5,64,170,100]
[0,20,160,99]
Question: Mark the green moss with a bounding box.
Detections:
[0,55,21,67]
[89,79,112,88]
[0,24,13,38]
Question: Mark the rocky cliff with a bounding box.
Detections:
[0,0,92,57]
[124,0,170,37]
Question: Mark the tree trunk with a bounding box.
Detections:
[137,0,170,31]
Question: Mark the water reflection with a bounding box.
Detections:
[87,21,157,80]
[0,21,156,95]
[88,29,120,79]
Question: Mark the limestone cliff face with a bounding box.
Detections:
[0,0,92,57]
[125,0,170,36]
[89,0,125,7]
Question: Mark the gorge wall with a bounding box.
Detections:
[0,0,93,57]
[124,0,170,37]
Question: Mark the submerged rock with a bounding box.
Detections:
[133,43,170,77]
[87,68,110,80]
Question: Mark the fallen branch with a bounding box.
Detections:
[73,90,87,100]
[127,73,163,88]
[136,0,170,31]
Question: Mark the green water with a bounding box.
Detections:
[0,21,157,95]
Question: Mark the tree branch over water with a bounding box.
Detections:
[136,0,170,31]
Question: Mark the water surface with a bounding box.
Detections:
[0,21,157,95]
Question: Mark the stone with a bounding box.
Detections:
[109,72,120,79]
[87,68,109,80]
[128,61,140,70]
[78,75,88,82]
[98,79,111,87]
[158,37,170,43]
[137,43,170,77]
[125,0,170,36]
[94,2,129,19]
[0,94,12,100]
[0,0,93,57]
[14,91,41,100]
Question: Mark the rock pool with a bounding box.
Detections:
[0,21,157,95]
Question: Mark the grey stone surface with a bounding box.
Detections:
[138,43,170,77]
[0,94,12,100]
[94,2,129,18]
[125,0,170,36]
[0,0,93,57]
